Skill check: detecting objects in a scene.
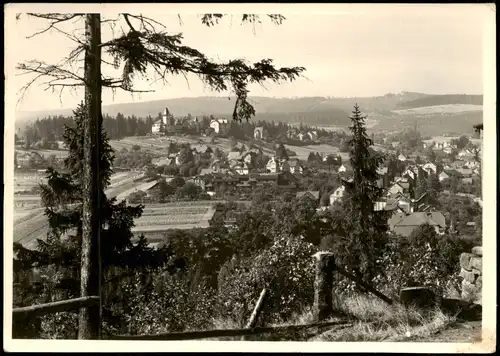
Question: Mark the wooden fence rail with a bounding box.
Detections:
[13,296,100,319]
[110,320,354,341]
[334,265,394,305]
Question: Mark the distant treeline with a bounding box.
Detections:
[18,109,349,150]
[396,94,483,109]
[20,113,154,147]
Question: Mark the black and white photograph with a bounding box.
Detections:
[3,3,496,352]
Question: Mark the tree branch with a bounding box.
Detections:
[25,13,84,39]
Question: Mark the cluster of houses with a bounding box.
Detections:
[286,127,319,141]
[397,156,479,184]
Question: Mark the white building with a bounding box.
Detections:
[152,107,175,134]
[422,162,437,174]
[266,156,279,173]
[329,186,345,205]
[209,119,229,134]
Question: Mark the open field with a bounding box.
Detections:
[132,203,215,233]
[423,136,481,146]
[14,172,46,193]
[111,135,276,158]
[284,143,349,161]
[393,104,483,115]
[16,149,69,159]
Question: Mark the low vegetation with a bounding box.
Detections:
[312,295,457,342]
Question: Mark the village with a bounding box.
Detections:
[13,106,483,248]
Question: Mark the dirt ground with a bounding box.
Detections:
[422,320,482,343]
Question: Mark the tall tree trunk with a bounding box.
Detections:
[79,13,102,340]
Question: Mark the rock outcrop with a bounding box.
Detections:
[459,246,482,305]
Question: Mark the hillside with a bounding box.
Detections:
[14,92,432,123]
[395,94,483,109]
[15,92,483,135]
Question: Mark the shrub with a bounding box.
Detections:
[217,235,317,326]
[102,268,217,336]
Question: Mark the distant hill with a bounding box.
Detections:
[15,92,482,134]
[14,91,431,122]
[395,94,482,109]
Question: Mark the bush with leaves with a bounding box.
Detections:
[217,234,317,326]
[370,225,468,299]
[101,267,217,336]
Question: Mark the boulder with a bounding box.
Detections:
[459,253,474,271]
[472,246,483,256]
[475,275,483,288]
[461,280,481,303]
[459,268,478,284]
[470,256,482,272]
[400,287,437,309]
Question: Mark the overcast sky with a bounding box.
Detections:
[5,3,492,112]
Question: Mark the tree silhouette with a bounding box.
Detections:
[336,105,389,281]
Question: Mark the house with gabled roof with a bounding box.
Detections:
[227,151,242,162]
[296,190,320,205]
[422,162,437,174]
[389,211,446,237]
[289,160,304,174]
[231,161,251,175]
[438,171,450,182]
[387,179,410,198]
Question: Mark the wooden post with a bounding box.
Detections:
[312,251,336,322]
[79,13,102,340]
[241,288,267,341]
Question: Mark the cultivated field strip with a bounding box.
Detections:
[13,202,216,246]
[110,171,132,183]
[14,210,45,226]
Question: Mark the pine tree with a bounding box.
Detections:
[426,172,441,207]
[13,103,154,321]
[276,143,289,161]
[337,104,389,280]
[415,168,428,199]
